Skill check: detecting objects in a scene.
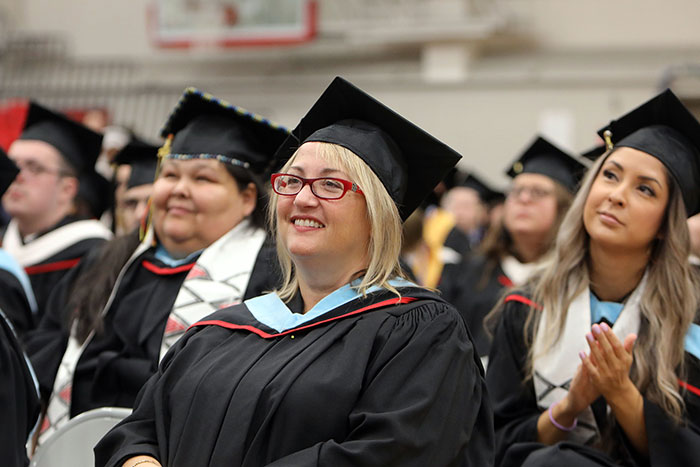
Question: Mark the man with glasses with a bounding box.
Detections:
[1,103,113,323]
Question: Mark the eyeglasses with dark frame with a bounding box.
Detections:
[271,173,364,200]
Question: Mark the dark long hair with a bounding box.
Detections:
[69,230,141,343]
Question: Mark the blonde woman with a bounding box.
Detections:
[440,137,584,362]
[95,77,493,467]
[486,89,700,466]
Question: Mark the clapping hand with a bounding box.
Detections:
[580,322,638,401]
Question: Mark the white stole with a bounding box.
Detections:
[159,219,266,361]
[39,227,153,445]
[500,255,540,287]
[532,274,646,442]
[2,219,112,267]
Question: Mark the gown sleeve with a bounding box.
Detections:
[0,270,34,338]
[644,352,700,465]
[264,301,493,467]
[0,312,40,467]
[486,296,541,466]
[93,330,191,467]
[23,262,82,401]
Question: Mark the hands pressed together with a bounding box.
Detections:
[551,322,648,455]
[558,323,637,419]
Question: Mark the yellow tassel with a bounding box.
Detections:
[140,135,173,242]
[603,130,614,151]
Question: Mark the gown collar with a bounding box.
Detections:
[154,244,202,267]
[245,277,417,333]
[589,292,625,326]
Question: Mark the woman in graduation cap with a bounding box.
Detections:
[486,89,700,467]
[26,88,287,446]
[440,137,585,365]
[95,77,493,467]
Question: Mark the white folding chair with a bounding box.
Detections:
[30,407,132,467]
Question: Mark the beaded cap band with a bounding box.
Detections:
[159,87,288,138]
[163,153,250,169]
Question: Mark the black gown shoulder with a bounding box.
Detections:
[439,253,510,357]
[26,233,108,323]
[95,287,494,467]
[0,269,34,338]
[0,310,40,467]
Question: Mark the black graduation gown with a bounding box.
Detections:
[0,269,34,338]
[439,254,512,357]
[26,238,279,417]
[444,226,472,258]
[0,311,40,467]
[94,287,494,467]
[22,217,109,323]
[486,292,700,467]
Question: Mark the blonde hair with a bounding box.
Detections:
[268,142,406,302]
[519,149,699,423]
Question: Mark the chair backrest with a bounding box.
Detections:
[30,407,132,467]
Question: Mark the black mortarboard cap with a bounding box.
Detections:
[459,172,501,204]
[506,136,586,193]
[273,76,462,220]
[597,89,700,216]
[113,139,159,189]
[0,147,19,197]
[160,88,289,173]
[78,170,112,218]
[18,102,103,174]
[581,144,607,161]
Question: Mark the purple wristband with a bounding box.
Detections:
[548,401,577,432]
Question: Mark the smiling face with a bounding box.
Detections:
[583,147,670,255]
[152,158,256,257]
[276,142,371,274]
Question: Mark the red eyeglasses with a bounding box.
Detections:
[271,173,363,200]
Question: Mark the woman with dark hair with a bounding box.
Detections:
[95,77,493,467]
[486,89,700,466]
[25,88,287,446]
[440,137,585,364]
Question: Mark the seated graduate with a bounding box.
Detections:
[0,148,38,337]
[485,89,700,466]
[442,172,499,257]
[26,88,288,446]
[0,150,40,466]
[94,77,494,467]
[111,139,158,235]
[1,103,113,321]
[440,137,585,363]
